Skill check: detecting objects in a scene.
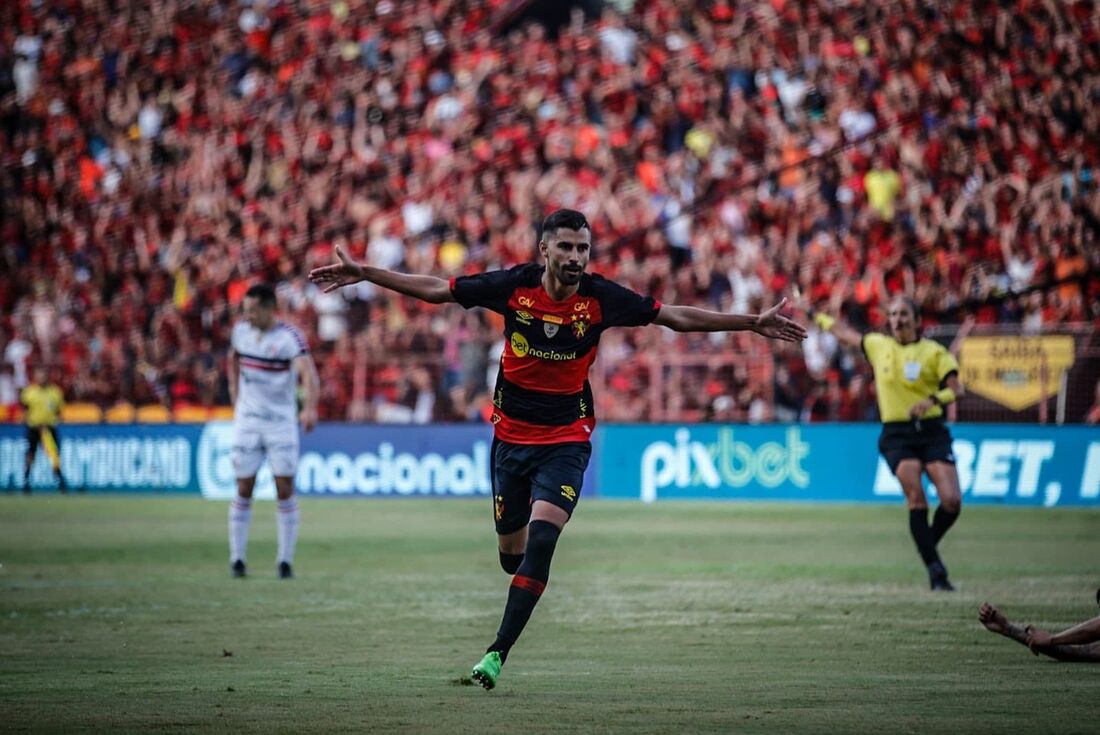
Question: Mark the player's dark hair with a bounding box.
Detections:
[245,283,277,306]
[540,209,590,239]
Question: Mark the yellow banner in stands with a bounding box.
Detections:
[959,336,1075,411]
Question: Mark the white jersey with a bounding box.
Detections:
[231,320,309,425]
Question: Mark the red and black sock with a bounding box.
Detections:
[487,520,561,664]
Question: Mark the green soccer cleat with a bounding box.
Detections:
[470,651,502,690]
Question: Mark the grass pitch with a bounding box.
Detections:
[1,497,1098,734]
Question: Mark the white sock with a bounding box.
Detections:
[276,497,300,564]
[228,497,252,562]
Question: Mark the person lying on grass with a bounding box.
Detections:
[979,592,1100,662]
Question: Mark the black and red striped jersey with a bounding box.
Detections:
[450,263,661,444]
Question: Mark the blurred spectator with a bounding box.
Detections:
[772,364,802,423]
[374,366,435,424]
[3,328,33,388]
[0,363,18,408]
[1086,379,1100,426]
[0,0,1097,422]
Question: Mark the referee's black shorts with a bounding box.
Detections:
[878,418,955,475]
[26,425,60,455]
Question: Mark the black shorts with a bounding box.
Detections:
[26,426,59,455]
[490,439,592,535]
[878,419,955,475]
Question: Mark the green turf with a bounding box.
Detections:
[1,497,1098,734]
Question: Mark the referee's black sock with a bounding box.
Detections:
[929,506,959,546]
[487,520,561,664]
[908,509,941,566]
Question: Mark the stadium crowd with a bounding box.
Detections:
[1,0,1098,423]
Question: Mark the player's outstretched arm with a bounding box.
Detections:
[653,298,807,342]
[1027,614,1100,649]
[308,245,456,304]
[981,607,1100,664]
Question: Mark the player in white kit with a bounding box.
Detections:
[227,284,319,578]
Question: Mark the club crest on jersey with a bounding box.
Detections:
[544,322,559,338]
[572,319,589,339]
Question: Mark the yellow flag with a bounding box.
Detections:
[41,428,60,468]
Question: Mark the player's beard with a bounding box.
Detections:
[559,263,583,284]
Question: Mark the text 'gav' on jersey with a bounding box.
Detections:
[450,263,661,445]
[231,320,309,424]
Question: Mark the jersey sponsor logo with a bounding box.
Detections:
[515,311,534,325]
[903,361,922,381]
[543,314,564,325]
[518,296,536,308]
[510,332,577,361]
[573,300,591,312]
[560,484,577,502]
[544,322,559,338]
[511,332,529,356]
[529,347,578,361]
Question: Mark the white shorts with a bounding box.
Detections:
[232,421,300,478]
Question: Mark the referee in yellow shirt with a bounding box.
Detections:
[816,297,965,591]
[21,366,68,494]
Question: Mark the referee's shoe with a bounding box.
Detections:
[928,561,955,591]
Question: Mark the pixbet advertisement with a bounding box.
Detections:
[597,424,1100,507]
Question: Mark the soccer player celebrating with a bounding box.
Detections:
[309,209,807,689]
[20,366,68,494]
[226,284,319,579]
[813,297,965,590]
